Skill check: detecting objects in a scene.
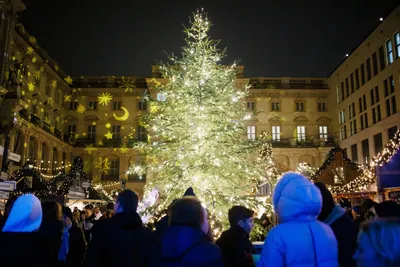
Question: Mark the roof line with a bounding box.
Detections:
[327,3,400,78]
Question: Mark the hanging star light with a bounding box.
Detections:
[119,77,136,93]
[27,82,35,92]
[95,157,111,175]
[34,69,41,80]
[104,132,113,139]
[26,47,33,55]
[47,97,54,106]
[64,76,73,85]
[98,92,113,106]
[64,94,72,102]
[77,104,86,114]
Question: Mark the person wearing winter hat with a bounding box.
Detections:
[352,206,362,228]
[315,182,358,267]
[258,172,338,267]
[155,187,196,239]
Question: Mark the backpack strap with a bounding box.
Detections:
[308,224,318,267]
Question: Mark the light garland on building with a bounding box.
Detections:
[369,129,400,169]
[311,147,376,194]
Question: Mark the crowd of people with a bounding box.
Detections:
[0,172,400,266]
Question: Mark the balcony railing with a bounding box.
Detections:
[270,137,335,148]
[30,114,41,127]
[128,173,147,183]
[249,81,329,90]
[42,122,51,134]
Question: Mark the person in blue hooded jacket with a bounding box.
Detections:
[258,172,339,267]
[151,196,223,267]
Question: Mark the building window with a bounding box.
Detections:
[395,32,400,59]
[297,126,306,141]
[370,87,380,106]
[359,95,367,113]
[295,101,305,112]
[351,144,358,162]
[88,101,97,110]
[355,68,360,89]
[45,84,51,96]
[362,138,370,165]
[138,99,147,110]
[340,126,347,140]
[69,101,78,110]
[137,125,147,141]
[348,102,355,119]
[87,125,96,139]
[388,126,398,140]
[32,104,38,115]
[319,126,328,141]
[374,133,383,155]
[350,73,355,93]
[271,102,280,111]
[392,96,397,115]
[111,125,121,139]
[109,160,120,177]
[360,113,368,130]
[247,102,256,111]
[157,92,166,101]
[247,126,256,140]
[379,46,386,71]
[387,39,394,64]
[360,63,366,85]
[350,120,357,136]
[336,85,341,103]
[271,126,280,141]
[55,90,60,105]
[366,58,372,81]
[112,101,122,110]
[386,96,397,117]
[390,75,395,95]
[318,102,326,112]
[339,110,346,125]
[372,52,378,76]
[345,78,350,97]
[67,125,76,138]
[372,105,381,124]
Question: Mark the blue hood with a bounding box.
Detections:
[273,172,322,223]
[2,194,42,232]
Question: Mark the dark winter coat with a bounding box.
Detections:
[216,226,255,267]
[38,219,64,266]
[324,205,358,267]
[83,211,153,267]
[151,225,224,267]
[83,213,96,243]
[155,215,169,238]
[66,224,87,267]
[0,232,49,267]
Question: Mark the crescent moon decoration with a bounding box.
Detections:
[113,106,129,121]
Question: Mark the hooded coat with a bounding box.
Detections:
[315,182,358,267]
[258,172,339,267]
[0,194,49,267]
[152,225,223,267]
[84,211,153,267]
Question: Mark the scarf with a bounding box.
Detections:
[58,223,72,261]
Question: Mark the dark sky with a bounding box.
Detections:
[20,0,399,78]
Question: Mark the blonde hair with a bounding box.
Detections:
[359,218,400,266]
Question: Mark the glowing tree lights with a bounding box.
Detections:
[136,10,269,232]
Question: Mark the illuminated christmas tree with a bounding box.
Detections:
[137,10,270,234]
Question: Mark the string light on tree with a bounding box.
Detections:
[135,10,269,232]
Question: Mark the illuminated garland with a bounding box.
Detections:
[369,129,400,169]
[311,147,375,194]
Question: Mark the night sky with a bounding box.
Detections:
[20,0,399,78]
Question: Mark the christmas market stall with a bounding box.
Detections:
[370,130,400,203]
[311,147,377,205]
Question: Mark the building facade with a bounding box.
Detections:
[327,5,400,166]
